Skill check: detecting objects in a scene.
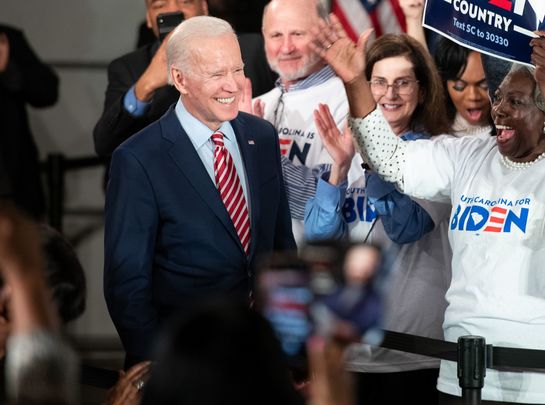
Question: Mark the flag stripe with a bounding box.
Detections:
[332,0,405,43]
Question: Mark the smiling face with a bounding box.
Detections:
[370,56,421,135]
[492,68,545,161]
[447,51,491,126]
[146,0,208,38]
[262,0,324,87]
[171,33,245,130]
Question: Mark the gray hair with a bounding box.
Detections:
[262,0,329,29]
[166,16,235,84]
[507,64,545,113]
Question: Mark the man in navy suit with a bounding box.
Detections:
[104,16,296,367]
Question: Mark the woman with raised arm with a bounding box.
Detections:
[304,33,452,404]
[313,16,545,405]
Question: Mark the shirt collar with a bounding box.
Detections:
[275,65,335,92]
[175,99,234,149]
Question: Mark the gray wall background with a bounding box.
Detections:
[1,0,148,340]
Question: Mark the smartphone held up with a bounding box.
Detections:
[256,242,386,373]
[157,11,184,42]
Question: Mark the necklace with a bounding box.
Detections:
[500,151,545,170]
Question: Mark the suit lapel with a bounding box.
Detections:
[231,115,260,261]
[160,108,243,250]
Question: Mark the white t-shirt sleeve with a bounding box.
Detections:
[403,134,493,205]
[403,135,458,203]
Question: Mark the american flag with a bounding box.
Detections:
[330,0,406,42]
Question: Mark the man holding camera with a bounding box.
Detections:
[93,0,208,157]
[94,0,275,158]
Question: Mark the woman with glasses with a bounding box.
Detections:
[315,12,545,404]
[303,33,452,404]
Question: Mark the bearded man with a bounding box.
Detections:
[255,0,348,244]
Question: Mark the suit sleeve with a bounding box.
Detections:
[93,58,149,157]
[271,125,297,251]
[104,147,159,361]
[0,27,58,108]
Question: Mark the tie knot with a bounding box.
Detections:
[211,131,225,147]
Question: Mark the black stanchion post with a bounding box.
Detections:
[46,153,65,232]
[458,335,486,405]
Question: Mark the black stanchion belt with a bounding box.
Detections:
[380,330,458,362]
[79,330,545,389]
[380,330,545,370]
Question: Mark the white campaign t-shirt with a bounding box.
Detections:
[403,134,545,403]
[257,75,348,245]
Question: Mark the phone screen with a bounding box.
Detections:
[258,268,312,369]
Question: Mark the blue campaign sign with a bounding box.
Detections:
[423,0,545,65]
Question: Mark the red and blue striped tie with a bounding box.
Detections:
[211,131,251,255]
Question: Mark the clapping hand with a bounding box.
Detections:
[314,103,355,185]
[238,77,265,118]
[103,361,152,405]
[310,14,373,84]
[314,103,355,167]
[310,15,376,117]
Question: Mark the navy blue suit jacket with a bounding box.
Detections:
[104,106,295,362]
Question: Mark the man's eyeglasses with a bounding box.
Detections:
[368,78,419,96]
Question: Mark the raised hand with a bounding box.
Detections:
[238,77,253,114]
[398,0,428,48]
[531,32,545,91]
[252,98,265,118]
[314,103,354,167]
[135,37,170,102]
[310,14,373,84]
[399,0,424,21]
[237,78,266,118]
[314,103,354,185]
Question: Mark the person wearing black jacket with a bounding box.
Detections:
[0,24,58,220]
[93,0,275,158]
